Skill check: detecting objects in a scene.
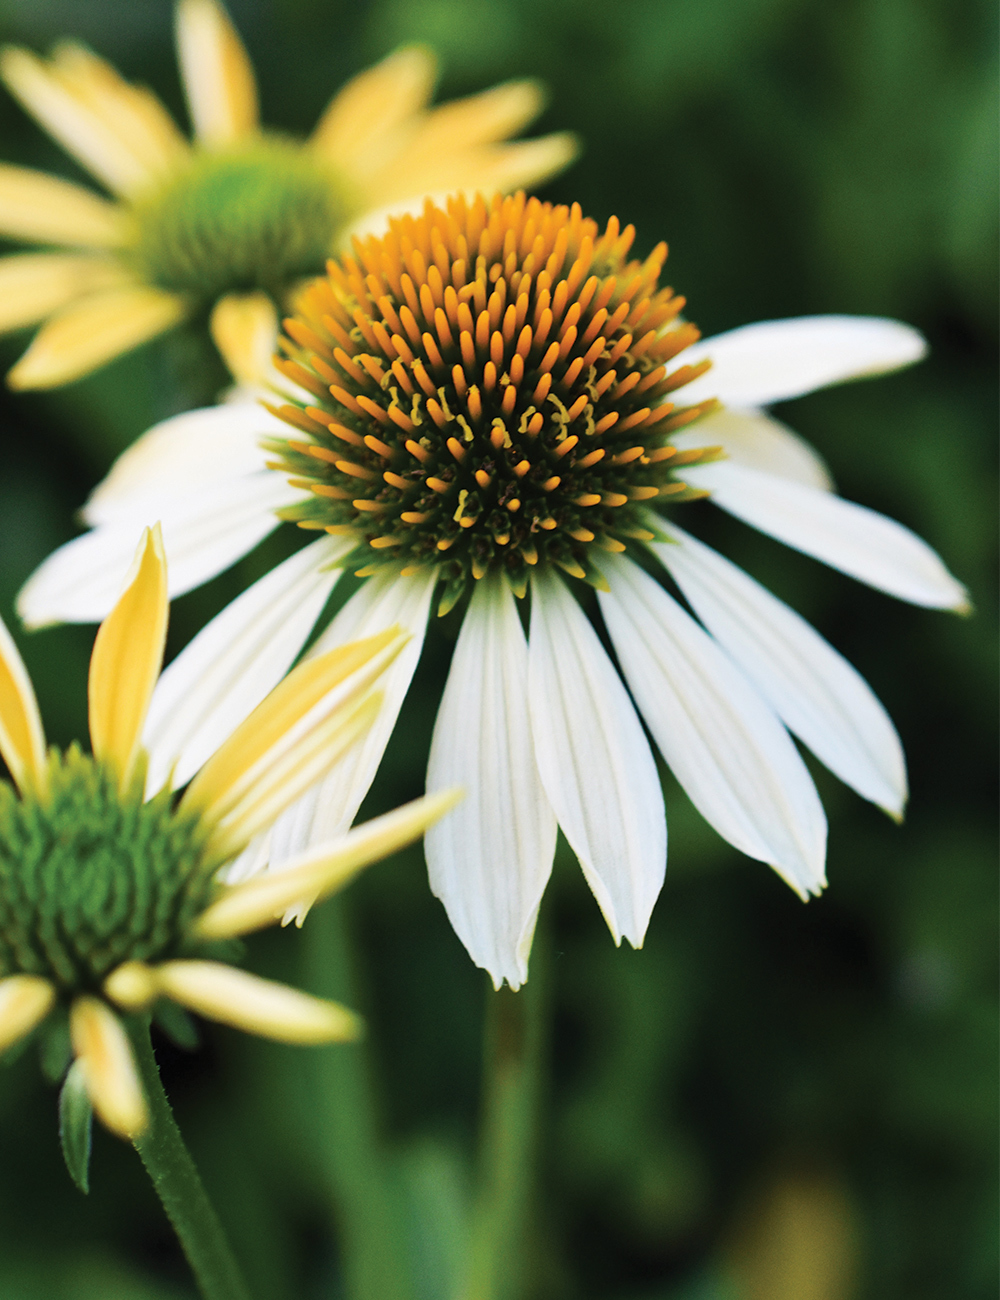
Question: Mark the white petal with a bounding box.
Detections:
[671,407,834,491]
[654,526,907,817]
[677,316,927,408]
[143,536,350,793]
[264,566,438,870]
[18,472,297,627]
[527,569,666,946]
[83,401,283,526]
[425,578,557,989]
[684,459,970,611]
[597,554,827,898]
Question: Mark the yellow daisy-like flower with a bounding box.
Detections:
[0,525,456,1138]
[0,0,576,390]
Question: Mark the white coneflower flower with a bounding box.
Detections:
[0,0,575,389]
[19,193,968,989]
[0,525,456,1137]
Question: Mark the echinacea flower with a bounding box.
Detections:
[0,525,456,1137]
[20,193,969,989]
[0,0,575,390]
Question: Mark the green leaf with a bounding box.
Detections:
[59,1061,93,1195]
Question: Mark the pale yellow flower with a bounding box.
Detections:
[0,0,576,389]
[0,525,457,1137]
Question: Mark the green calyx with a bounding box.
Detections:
[0,747,219,993]
[128,139,347,305]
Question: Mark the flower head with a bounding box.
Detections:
[0,526,456,1136]
[19,193,969,989]
[0,0,576,389]
[270,193,719,610]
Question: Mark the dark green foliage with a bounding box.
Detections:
[0,748,217,990]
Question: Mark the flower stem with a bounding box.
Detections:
[465,954,546,1300]
[129,1022,252,1300]
[303,895,416,1300]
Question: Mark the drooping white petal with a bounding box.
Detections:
[264,566,439,871]
[654,526,907,817]
[425,577,557,989]
[18,472,298,628]
[677,316,927,409]
[671,407,835,491]
[683,459,970,611]
[143,535,351,794]
[527,569,666,946]
[597,553,827,899]
[83,401,283,526]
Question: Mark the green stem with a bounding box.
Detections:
[465,955,546,1300]
[303,894,416,1300]
[129,1022,252,1300]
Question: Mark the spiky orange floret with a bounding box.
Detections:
[270,191,719,611]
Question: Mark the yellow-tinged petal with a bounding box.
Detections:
[0,252,128,334]
[0,611,47,794]
[197,788,463,939]
[70,996,147,1137]
[182,627,406,826]
[0,975,55,1054]
[406,79,548,154]
[0,163,126,248]
[361,135,579,217]
[201,688,383,862]
[176,0,258,146]
[156,960,361,1043]
[0,46,161,197]
[50,42,188,182]
[209,291,279,388]
[310,45,436,171]
[103,960,159,1011]
[7,284,186,389]
[88,524,167,788]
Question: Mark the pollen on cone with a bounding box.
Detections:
[272,191,722,609]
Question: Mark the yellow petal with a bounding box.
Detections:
[88,524,167,789]
[0,975,55,1054]
[156,960,362,1043]
[103,960,159,1011]
[201,688,383,862]
[0,46,164,197]
[0,252,128,333]
[310,45,436,171]
[197,788,463,939]
[50,42,189,183]
[0,163,126,248]
[6,284,187,389]
[70,996,147,1138]
[209,290,278,388]
[175,0,258,146]
[361,134,579,217]
[406,79,548,155]
[0,611,47,794]
[181,627,406,829]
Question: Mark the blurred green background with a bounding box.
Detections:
[0,0,995,1296]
